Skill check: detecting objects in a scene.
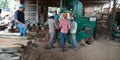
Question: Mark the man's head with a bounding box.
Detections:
[70,13,75,18]
[0,9,1,14]
[70,17,74,22]
[62,13,68,19]
[49,16,54,19]
[70,13,75,22]
[19,4,25,12]
[54,10,57,14]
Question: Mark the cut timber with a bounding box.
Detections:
[0,32,27,60]
[0,38,28,48]
[0,31,21,38]
[0,31,20,36]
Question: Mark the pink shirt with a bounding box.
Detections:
[59,19,71,33]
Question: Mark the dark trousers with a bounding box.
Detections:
[61,32,67,50]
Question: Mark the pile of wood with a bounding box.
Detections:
[0,36,28,60]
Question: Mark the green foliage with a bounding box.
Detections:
[0,0,10,10]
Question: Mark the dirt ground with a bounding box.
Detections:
[21,28,120,60]
[21,38,120,60]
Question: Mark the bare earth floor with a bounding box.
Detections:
[0,28,120,60]
[22,38,120,60]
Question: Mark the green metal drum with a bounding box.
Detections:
[60,0,96,43]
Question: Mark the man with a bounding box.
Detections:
[53,10,61,47]
[54,10,59,21]
[0,9,2,23]
[59,13,71,51]
[45,16,58,49]
[54,10,60,38]
[14,4,27,37]
[0,9,5,30]
[70,17,79,49]
[0,9,2,20]
[0,9,3,30]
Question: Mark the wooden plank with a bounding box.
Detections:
[0,35,27,39]
[0,54,12,60]
[0,45,22,49]
[0,33,25,60]
[0,50,22,60]
[0,31,20,36]
[0,38,28,48]
[0,31,28,39]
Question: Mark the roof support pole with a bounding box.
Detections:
[107,0,117,40]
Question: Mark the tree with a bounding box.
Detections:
[0,0,10,10]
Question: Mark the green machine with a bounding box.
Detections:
[60,0,96,42]
[112,12,120,39]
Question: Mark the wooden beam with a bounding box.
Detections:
[36,0,38,21]
[82,0,110,1]
[38,1,60,7]
[0,32,20,36]
[84,1,109,3]
[82,0,110,6]
[107,0,117,40]
[0,38,28,48]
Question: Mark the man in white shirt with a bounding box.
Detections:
[45,16,58,49]
[70,17,79,49]
[0,9,4,30]
[0,9,2,21]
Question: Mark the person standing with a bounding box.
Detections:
[70,17,79,49]
[0,9,5,30]
[54,10,59,21]
[45,16,58,49]
[14,4,27,37]
[0,9,2,23]
[59,13,71,51]
[0,9,2,21]
[53,10,61,47]
[54,11,60,37]
[0,9,3,30]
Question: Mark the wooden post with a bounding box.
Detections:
[60,0,62,12]
[108,0,117,40]
[36,0,39,22]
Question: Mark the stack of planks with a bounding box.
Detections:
[0,32,28,60]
